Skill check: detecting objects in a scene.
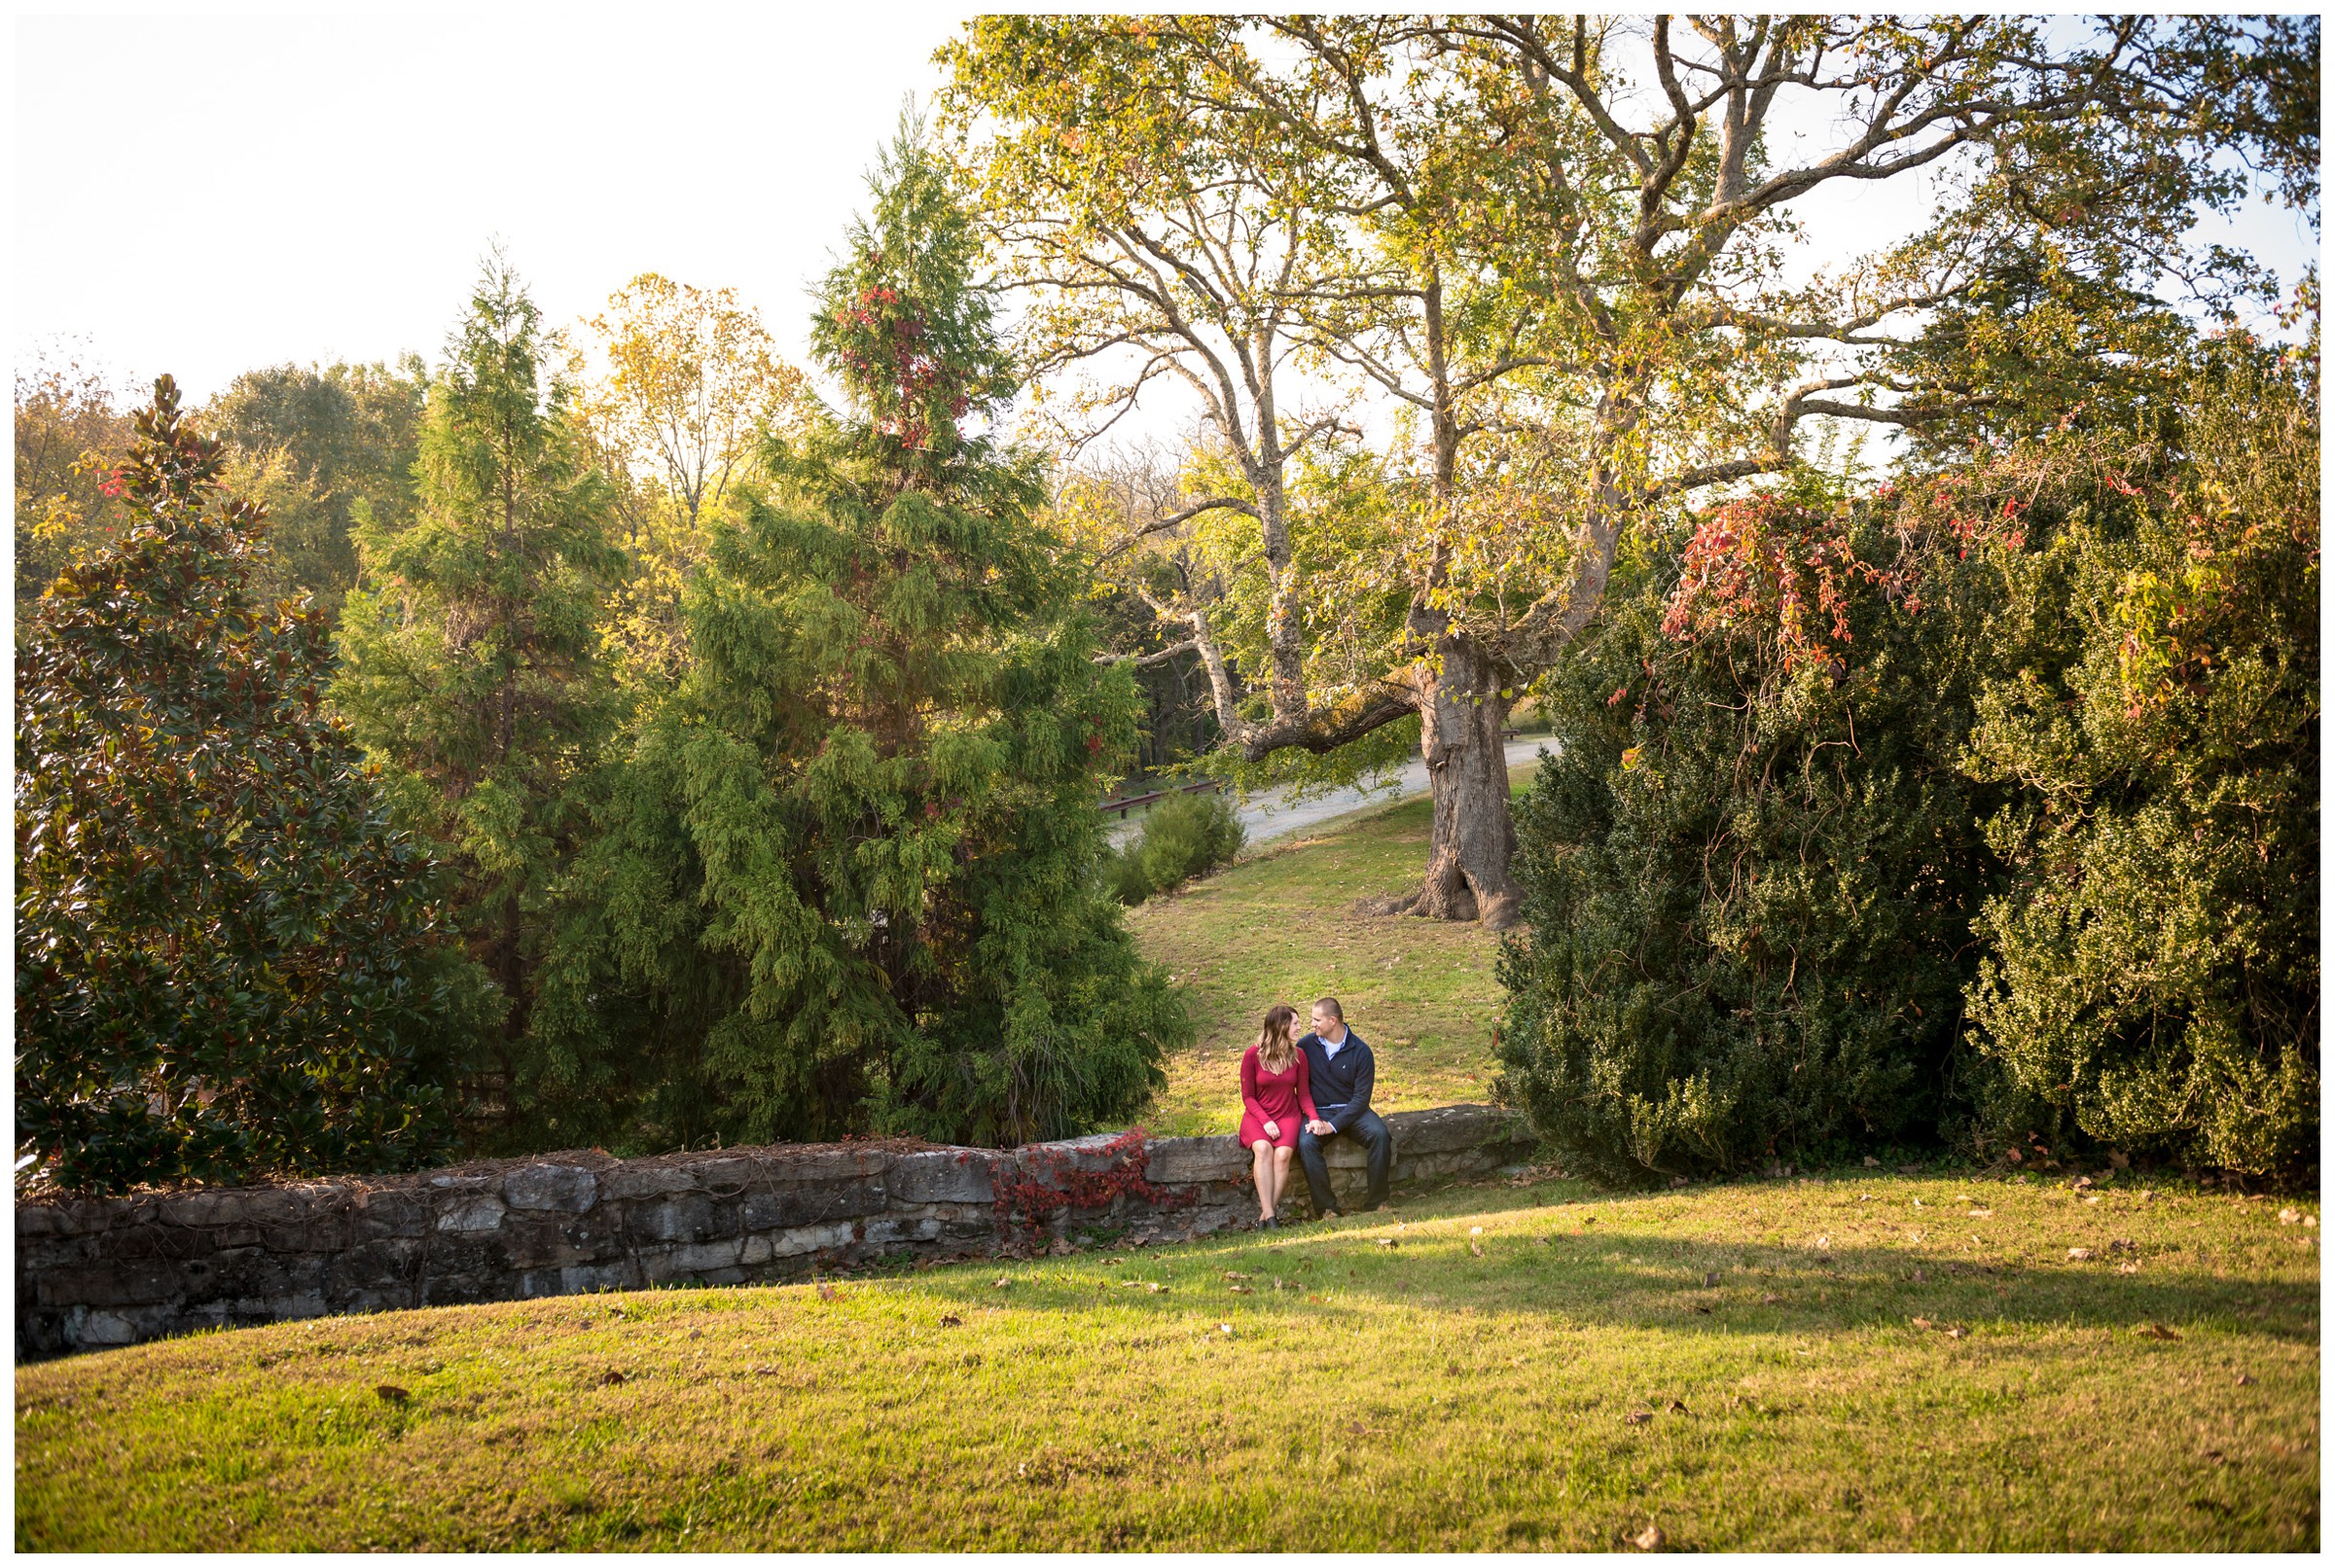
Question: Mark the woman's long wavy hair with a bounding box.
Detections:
[1254,1004,1300,1073]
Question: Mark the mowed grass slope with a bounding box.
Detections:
[17,1172,2317,1550]
[1129,772,1534,1135]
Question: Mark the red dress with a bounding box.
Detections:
[1239,1047,1319,1149]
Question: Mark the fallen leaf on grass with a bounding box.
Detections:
[1814,1235,1831,1250]
[1863,1156,1882,1169]
[2067,1247,2095,1261]
[939,1315,961,1328]
[597,1371,627,1387]
[1470,1243,1485,1257]
[2236,1373,2255,1386]
[1218,1323,1234,1337]
[375,1384,410,1405]
[1945,1326,1967,1339]
[1228,1285,1255,1295]
[1761,1293,1782,1305]
[1665,1400,1691,1415]
[816,1282,838,1302]
[1967,1207,1994,1218]
[1146,1282,1170,1294]
[1347,1420,1368,1437]
[1911,1317,1935,1330]
[2279,1208,2300,1225]
[1376,1238,1400,1249]
[2137,1323,2181,1340]
[1624,1410,1653,1426]
[1223,1270,1253,1280]
[1629,1523,1665,1550]
[2118,1262,2139,1274]
[1535,1236,1553,1247]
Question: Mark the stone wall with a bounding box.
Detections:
[17,1103,1534,1359]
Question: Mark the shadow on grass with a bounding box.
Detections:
[892,1181,2317,1347]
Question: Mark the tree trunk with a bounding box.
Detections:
[1402,639,1524,928]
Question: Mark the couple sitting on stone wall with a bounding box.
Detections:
[1237,997,1393,1229]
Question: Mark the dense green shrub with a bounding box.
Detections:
[1498,346,2318,1186]
[529,130,1188,1150]
[15,378,494,1194]
[1114,789,1245,906]
[1960,359,2317,1177]
[1493,483,2000,1186]
[1102,837,1158,906]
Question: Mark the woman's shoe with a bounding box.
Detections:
[1261,1216,1280,1230]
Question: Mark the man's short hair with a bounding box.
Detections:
[1311,996,1344,1022]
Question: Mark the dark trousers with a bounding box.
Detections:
[1298,1108,1393,1214]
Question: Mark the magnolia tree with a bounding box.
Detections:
[17,378,490,1193]
[949,13,2300,926]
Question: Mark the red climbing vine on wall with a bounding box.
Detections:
[991,1129,1195,1238]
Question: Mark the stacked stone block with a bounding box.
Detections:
[17,1103,1534,1357]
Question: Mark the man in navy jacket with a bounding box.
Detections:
[1295,996,1394,1217]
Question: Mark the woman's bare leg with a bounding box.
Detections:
[1272,1145,1295,1218]
[1250,1139,1276,1220]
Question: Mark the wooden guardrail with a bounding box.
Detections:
[1099,778,1224,820]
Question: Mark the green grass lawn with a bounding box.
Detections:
[1128,770,1534,1135]
[16,1171,2317,1550]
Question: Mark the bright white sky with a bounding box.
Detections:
[15,8,2317,428]
[14,7,955,402]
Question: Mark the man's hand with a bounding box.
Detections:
[1307,1120,1335,1137]
[1262,1119,1279,1140]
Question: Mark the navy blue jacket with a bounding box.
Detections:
[1296,1029,1375,1133]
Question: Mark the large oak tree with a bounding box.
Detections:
[950,14,2299,926]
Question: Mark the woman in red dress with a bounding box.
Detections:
[1239,1004,1318,1229]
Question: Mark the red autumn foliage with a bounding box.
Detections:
[991,1129,1195,1238]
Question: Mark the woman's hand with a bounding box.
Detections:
[1262,1119,1279,1140]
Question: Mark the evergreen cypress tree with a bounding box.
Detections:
[332,256,624,1139]
[534,126,1186,1149]
[17,377,492,1194]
